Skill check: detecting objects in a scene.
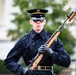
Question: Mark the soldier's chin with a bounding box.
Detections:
[36,29,41,33]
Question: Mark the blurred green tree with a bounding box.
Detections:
[7,0,76,74]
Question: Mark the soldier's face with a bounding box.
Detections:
[30,19,46,33]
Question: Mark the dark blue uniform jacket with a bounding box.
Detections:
[4,29,71,75]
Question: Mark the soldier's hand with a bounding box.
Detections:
[38,45,53,57]
[22,67,33,75]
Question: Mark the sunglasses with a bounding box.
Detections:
[33,19,44,22]
[31,17,45,22]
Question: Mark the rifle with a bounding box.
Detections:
[29,11,76,70]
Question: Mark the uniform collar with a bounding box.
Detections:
[30,29,47,40]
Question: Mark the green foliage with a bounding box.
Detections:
[53,64,64,74]
[7,0,76,74]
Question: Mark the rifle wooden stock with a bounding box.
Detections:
[30,54,43,70]
[30,31,60,70]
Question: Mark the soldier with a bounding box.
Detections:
[4,9,71,75]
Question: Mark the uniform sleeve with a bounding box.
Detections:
[4,38,24,75]
[51,38,71,67]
